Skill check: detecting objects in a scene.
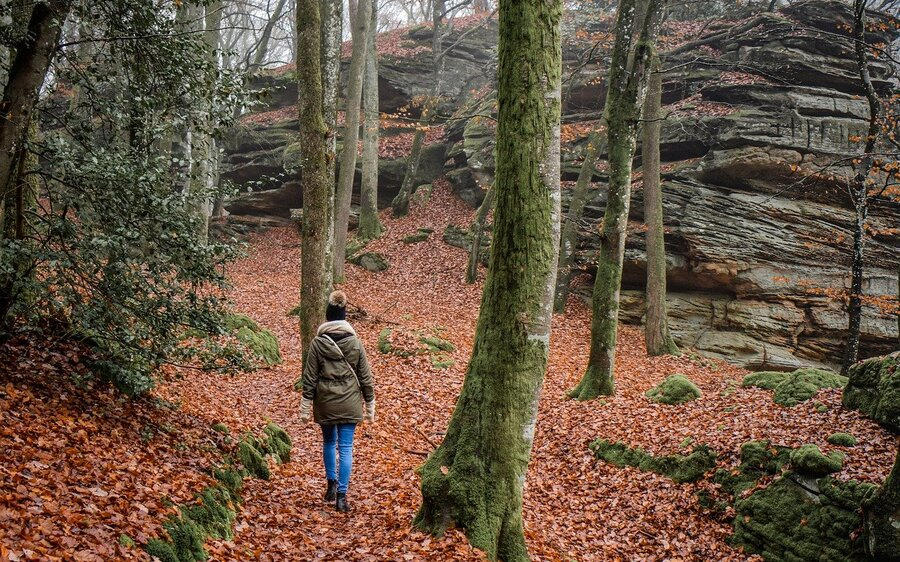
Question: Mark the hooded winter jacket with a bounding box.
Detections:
[300,320,375,424]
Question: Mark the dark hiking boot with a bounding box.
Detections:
[335,492,349,513]
[324,479,338,502]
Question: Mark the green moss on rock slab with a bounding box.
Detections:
[646,374,701,405]
[732,476,875,562]
[789,444,844,476]
[590,439,717,483]
[402,228,434,244]
[827,432,858,447]
[348,251,390,272]
[843,352,900,431]
[743,368,847,407]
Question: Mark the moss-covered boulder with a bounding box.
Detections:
[843,352,900,432]
[225,313,282,366]
[590,439,717,483]
[743,368,847,407]
[863,452,900,561]
[732,476,877,562]
[789,444,844,476]
[349,251,390,272]
[827,432,858,446]
[646,374,701,405]
[403,228,434,244]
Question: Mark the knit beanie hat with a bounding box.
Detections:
[325,290,347,321]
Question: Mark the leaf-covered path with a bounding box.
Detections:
[1,181,895,561]
[165,181,895,561]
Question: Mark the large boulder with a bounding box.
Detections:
[843,352,900,432]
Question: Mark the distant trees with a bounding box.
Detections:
[414,0,562,559]
[569,0,667,400]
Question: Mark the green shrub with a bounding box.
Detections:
[826,432,858,447]
[646,374,701,405]
[590,439,717,483]
[789,444,844,476]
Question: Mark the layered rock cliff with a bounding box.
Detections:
[221,1,899,369]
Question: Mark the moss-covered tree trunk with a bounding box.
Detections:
[641,52,678,357]
[333,0,372,282]
[357,1,382,241]
[569,0,665,401]
[864,440,900,560]
[465,184,495,284]
[414,2,562,560]
[297,0,332,360]
[553,128,606,313]
[320,0,341,290]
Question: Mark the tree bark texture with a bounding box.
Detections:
[842,0,881,375]
[332,0,371,282]
[641,52,678,357]
[297,0,333,360]
[553,128,606,313]
[414,1,562,560]
[357,0,382,241]
[569,0,665,400]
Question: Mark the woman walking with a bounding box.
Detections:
[299,290,376,512]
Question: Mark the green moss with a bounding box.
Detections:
[212,466,243,500]
[264,423,292,464]
[744,368,847,407]
[345,237,368,259]
[843,353,900,431]
[590,439,717,483]
[163,515,207,562]
[420,335,455,353]
[789,444,844,476]
[237,439,270,480]
[403,228,434,244]
[145,539,180,562]
[211,423,229,434]
[864,451,900,559]
[348,251,390,272]
[430,354,455,369]
[119,534,135,548]
[827,432,857,447]
[286,304,302,317]
[224,313,259,332]
[235,326,282,366]
[377,328,393,354]
[182,487,236,540]
[732,476,874,561]
[645,374,701,405]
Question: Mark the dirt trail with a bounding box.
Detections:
[168,181,896,561]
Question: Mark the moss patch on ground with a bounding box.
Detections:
[843,352,900,431]
[223,313,282,367]
[403,228,434,244]
[590,439,717,483]
[789,444,844,476]
[826,432,858,447]
[646,374,702,405]
[743,368,847,407]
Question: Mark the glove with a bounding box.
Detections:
[364,400,376,422]
[299,397,313,422]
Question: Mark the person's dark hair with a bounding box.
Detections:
[326,290,347,321]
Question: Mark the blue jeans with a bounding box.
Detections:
[320,423,356,494]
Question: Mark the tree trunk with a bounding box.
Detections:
[320,0,341,288]
[0,1,71,203]
[553,128,606,313]
[642,52,678,357]
[333,0,372,282]
[391,0,447,217]
[357,1,382,241]
[172,4,198,196]
[251,0,289,70]
[842,0,881,375]
[466,183,495,284]
[569,0,665,401]
[297,0,333,360]
[414,1,562,559]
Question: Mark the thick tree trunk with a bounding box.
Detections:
[320,0,341,288]
[297,0,333,360]
[553,128,606,313]
[332,0,370,282]
[0,1,71,203]
[357,1,382,241]
[569,0,665,401]
[414,1,562,560]
[842,0,881,375]
[466,183,495,284]
[642,52,678,356]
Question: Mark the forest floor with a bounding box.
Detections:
[1,180,897,562]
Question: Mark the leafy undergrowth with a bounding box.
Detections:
[2,179,897,561]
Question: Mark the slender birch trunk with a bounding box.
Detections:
[357,1,382,241]
[320,0,341,289]
[414,1,562,559]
